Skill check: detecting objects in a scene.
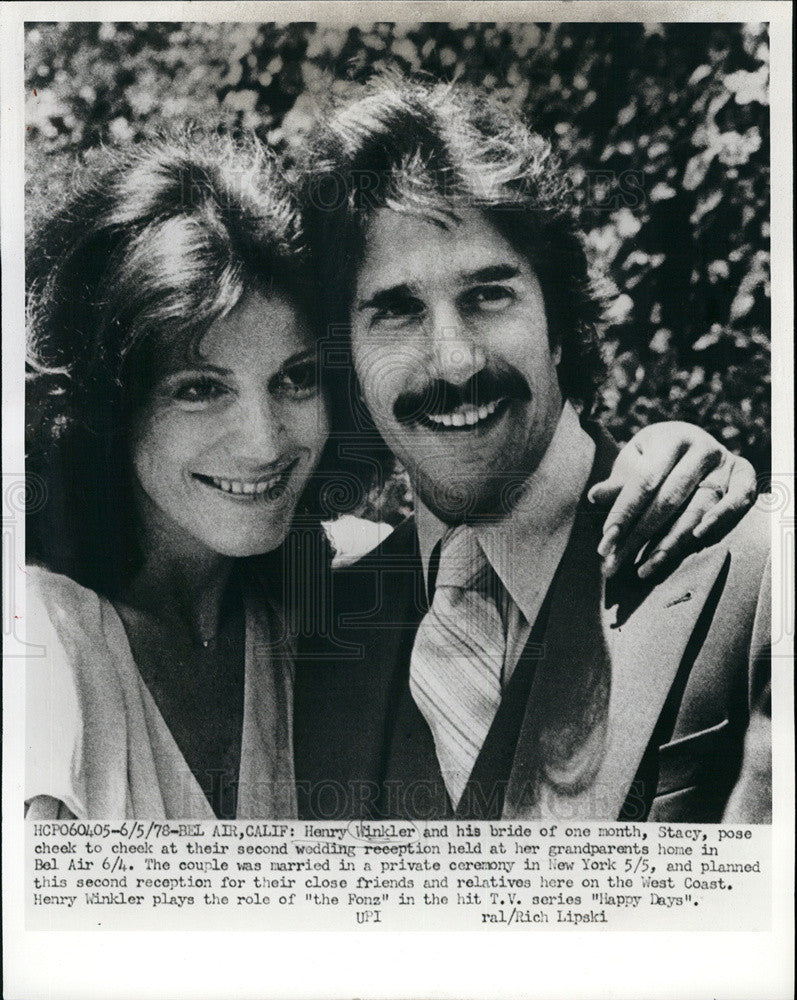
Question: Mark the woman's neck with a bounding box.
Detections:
[123,538,235,647]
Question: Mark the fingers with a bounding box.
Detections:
[636,489,721,579]
[591,445,682,550]
[631,454,758,579]
[587,434,643,510]
[591,422,758,579]
[694,454,757,538]
[587,472,629,508]
[600,445,722,576]
[589,472,628,560]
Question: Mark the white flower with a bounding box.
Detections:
[716,128,762,167]
[649,182,676,202]
[724,66,769,106]
[605,294,634,325]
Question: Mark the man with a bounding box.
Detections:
[293,82,770,823]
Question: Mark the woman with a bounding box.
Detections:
[25,131,330,820]
[24,130,756,820]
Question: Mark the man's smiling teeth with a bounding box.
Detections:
[425,399,502,428]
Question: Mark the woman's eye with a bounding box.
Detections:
[172,378,228,405]
[463,285,516,311]
[273,360,319,398]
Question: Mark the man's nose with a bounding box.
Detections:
[427,306,487,386]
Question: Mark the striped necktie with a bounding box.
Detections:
[409,524,506,807]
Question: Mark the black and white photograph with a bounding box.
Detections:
[2,3,793,998]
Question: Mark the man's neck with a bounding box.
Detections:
[414,401,596,615]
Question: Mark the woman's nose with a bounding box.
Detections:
[230,395,286,465]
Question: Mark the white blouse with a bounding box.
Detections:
[25,565,297,819]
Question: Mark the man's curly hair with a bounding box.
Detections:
[297,79,607,490]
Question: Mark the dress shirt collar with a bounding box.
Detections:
[415,401,596,621]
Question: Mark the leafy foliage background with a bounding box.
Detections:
[26,21,770,519]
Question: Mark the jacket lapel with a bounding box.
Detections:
[595,547,730,818]
[503,426,731,821]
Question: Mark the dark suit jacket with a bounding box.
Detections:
[293,426,770,823]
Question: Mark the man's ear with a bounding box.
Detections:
[545,310,562,367]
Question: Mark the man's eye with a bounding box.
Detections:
[372,298,425,325]
[462,285,516,311]
[273,360,319,398]
[172,378,228,405]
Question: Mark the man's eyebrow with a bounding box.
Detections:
[356,283,416,311]
[462,264,521,284]
[355,266,521,311]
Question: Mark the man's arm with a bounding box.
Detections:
[723,684,772,823]
[723,550,772,823]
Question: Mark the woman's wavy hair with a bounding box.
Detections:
[26,129,337,597]
[298,79,607,490]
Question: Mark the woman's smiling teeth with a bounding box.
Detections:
[209,476,275,495]
[425,398,503,428]
[193,461,297,499]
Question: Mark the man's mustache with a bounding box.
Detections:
[393,369,530,424]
